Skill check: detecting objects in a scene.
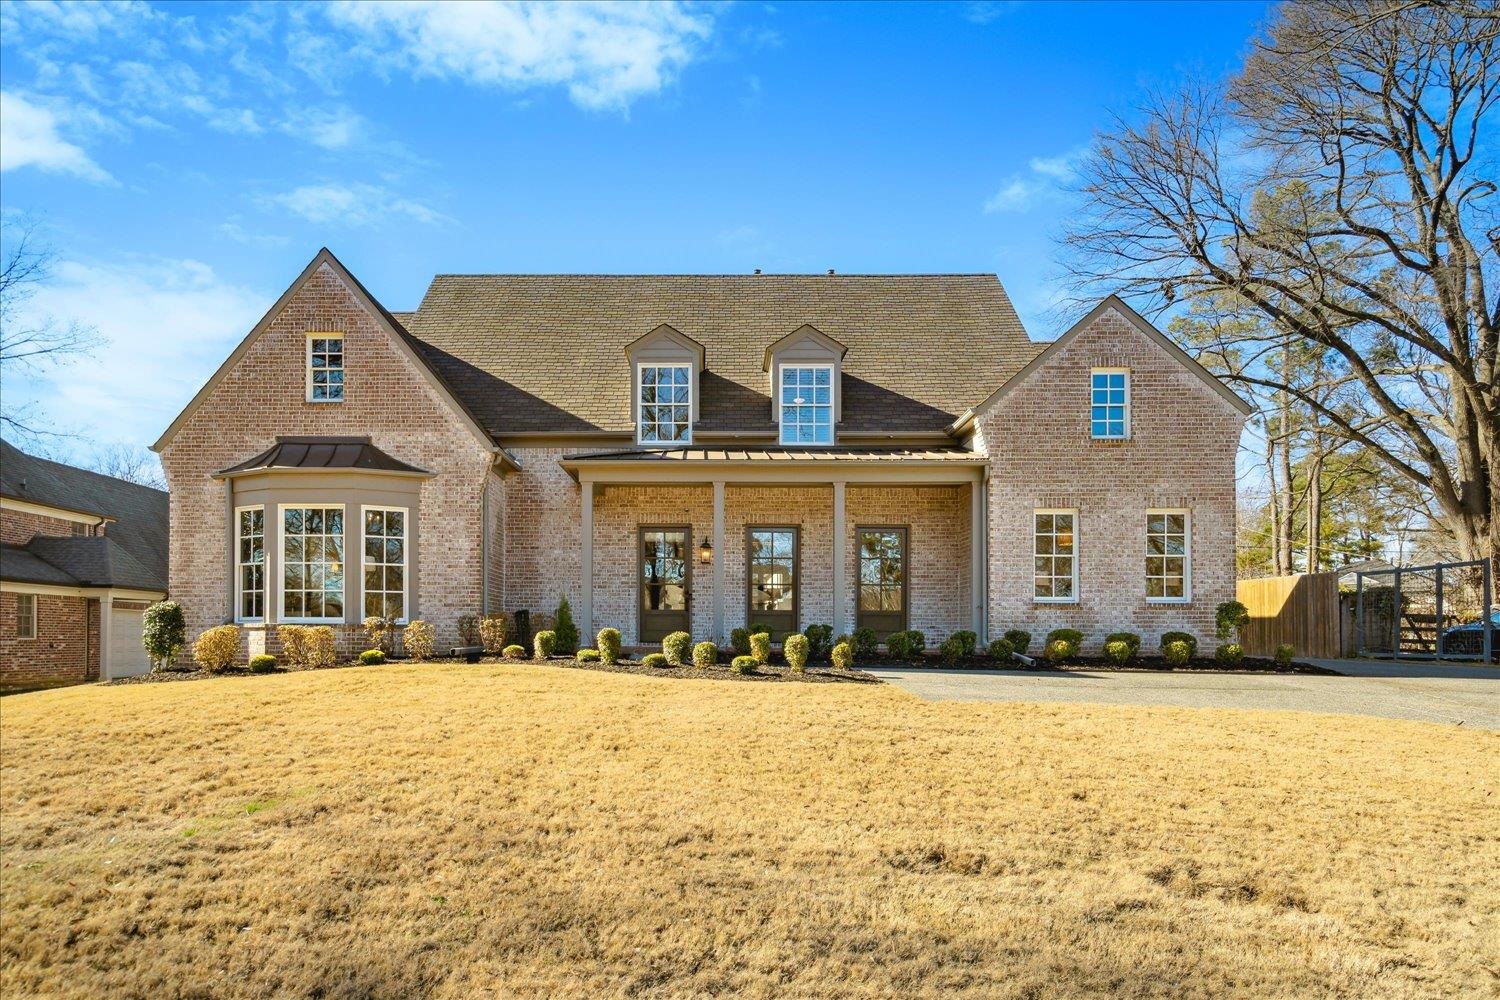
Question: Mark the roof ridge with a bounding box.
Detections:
[426,272,1002,279]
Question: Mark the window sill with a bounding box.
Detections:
[1033,598,1080,605]
[279,618,346,625]
[1145,598,1192,605]
[304,398,344,405]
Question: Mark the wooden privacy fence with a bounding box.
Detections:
[1236,572,1342,659]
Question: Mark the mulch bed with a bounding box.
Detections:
[878,654,1337,675]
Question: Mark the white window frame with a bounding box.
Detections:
[1033,508,1079,604]
[235,505,266,623]
[636,362,693,446]
[1090,368,1130,440]
[1146,508,1192,604]
[360,505,410,624]
[15,593,37,639]
[306,332,345,403]
[778,363,836,446]
[276,503,347,624]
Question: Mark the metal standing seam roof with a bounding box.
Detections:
[561,447,988,464]
[215,437,432,477]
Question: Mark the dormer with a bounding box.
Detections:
[763,324,846,446]
[625,324,704,446]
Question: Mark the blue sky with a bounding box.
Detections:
[0,0,1271,460]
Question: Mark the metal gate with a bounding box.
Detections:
[1355,558,1494,661]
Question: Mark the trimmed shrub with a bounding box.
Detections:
[1215,642,1245,666]
[1274,643,1296,669]
[938,636,964,665]
[730,655,757,675]
[502,644,526,660]
[692,640,718,669]
[553,598,580,655]
[1104,632,1142,658]
[987,638,1015,662]
[362,616,395,654]
[277,625,308,669]
[663,631,692,666]
[831,641,854,670]
[596,627,622,665]
[851,627,878,660]
[749,631,771,665]
[577,648,601,663]
[359,649,386,665]
[1163,639,1192,667]
[907,630,927,657]
[1216,600,1250,641]
[730,628,751,656]
[309,627,337,668]
[192,625,240,674]
[748,622,773,638]
[804,624,834,662]
[1103,639,1133,665]
[1160,631,1198,658]
[886,630,913,660]
[1043,638,1078,663]
[1046,628,1084,650]
[479,614,510,654]
[457,615,481,647]
[784,633,810,672]
[249,653,277,674]
[142,601,187,671]
[642,652,670,668]
[403,620,436,662]
[533,629,557,660]
[950,630,978,658]
[1003,629,1031,655]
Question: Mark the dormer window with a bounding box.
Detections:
[638,364,693,444]
[1090,368,1129,439]
[307,334,344,402]
[779,365,833,445]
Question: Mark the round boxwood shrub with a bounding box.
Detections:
[692,640,718,669]
[831,641,853,670]
[642,652,669,668]
[1160,631,1198,658]
[596,627,622,665]
[192,625,241,674]
[1274,643,1295,670]
[1003,629,1032,655]
[1104,632,1141,658]
[1215,642,1245,667]
[950,630,978,658]
[886,631,913,660]
[662,631,692,666]
[730,655,757,675]
[577,648,601,662]
[1103,639,1133,665]
[987,638,1015,662]
[532,629,557,660]
[783,633,810,672]
[1045,628,1084,651]
[1043,638,1078,663]
[729,627,751,657]
[938,635,965,665]
[358,649,386,666]
[803,624,834,662]
[851,627,878,660]
[502,644,527,660]
[749,631,771,665]
[1163,639,1192,667]
[248,653,278,674]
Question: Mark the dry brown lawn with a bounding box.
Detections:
[1,664,1495,999]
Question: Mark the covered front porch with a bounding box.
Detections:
[561,448,989,648]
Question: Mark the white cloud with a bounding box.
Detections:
[983,148,1086,214]
[261,182,449,227]
[279,106,365,150]
[1028,150,1083,182]
[322,1,715,111]
[983,178,1038,214]
[0,91,113,182]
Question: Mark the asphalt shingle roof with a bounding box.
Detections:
[396,274,1036,435]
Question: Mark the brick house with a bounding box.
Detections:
[152,248,1249,659]
[1,442,168,690]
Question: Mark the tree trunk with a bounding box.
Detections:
[1306,453,1323,574]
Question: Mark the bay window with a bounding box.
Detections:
[362,507,408,621]
[236,506,265,621]
[281,505,344,621]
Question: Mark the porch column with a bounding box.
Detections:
[99,589,114,680]
[832,481,847,636]
[580,482,594,640]
[712,481,725,645]
[971,478,985,640]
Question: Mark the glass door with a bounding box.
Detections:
[856,526,907,639]
[747,527,799,640]
[639,526,691,643]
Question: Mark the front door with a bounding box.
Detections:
[856,526,908,639]
[747,527,799,641]
[639,526,691,644]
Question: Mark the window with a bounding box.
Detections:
[1034,510,1078,602]
[236,507,265,620]
[1091,369,1129,439]
[748,528,798,638]
[307,334,344,402]
[638,364,691,444]
[779,365,834,445]
[362,507,408,621]
[856,527,908,637]
[15,593,36,639]
[281,506,344,621]
[1146,510,1190,602]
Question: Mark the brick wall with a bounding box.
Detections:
[158,262,495,654]
[975,305,1244,651]
[0,592,99,691]
[1,507,97,546]
[845,486,970,640]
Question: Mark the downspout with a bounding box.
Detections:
[481,472,491,615]
[981,466,991,644]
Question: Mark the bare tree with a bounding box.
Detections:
[0,218,102,440]
[1064,0,1500,560]
[88,443,167,491]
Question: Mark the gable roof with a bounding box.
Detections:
[398,273,1035,435]
[0,440,168,590]
[971,295,1254,419]
[152,248,496,456]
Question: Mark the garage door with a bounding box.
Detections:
[108,602,151,678]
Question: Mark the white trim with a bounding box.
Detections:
[777,363,836,446]
[1145,508,1192,604]
[0,581,162,600]
[234,504,266,623]
[359,504,410,625]
[0,496,114,527]
[1089,367,1131,440]
[305,332,345,403]
[275,502,348,624]
[14,592,37,639]
[635,362,694,446]
[1033,508,1079,604]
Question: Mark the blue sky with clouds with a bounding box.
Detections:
[0,0,1271,459]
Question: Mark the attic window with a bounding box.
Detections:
[307,334,344,402]
[779,365,834,445]
[638,364,692,445]
[1090,369,1129,439]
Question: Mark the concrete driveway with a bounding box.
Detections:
[868,660,1499,729]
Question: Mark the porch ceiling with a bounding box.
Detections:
[560,446,986,484]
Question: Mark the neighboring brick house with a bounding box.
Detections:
[153,248,1249,659]
[1,442,168,690]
